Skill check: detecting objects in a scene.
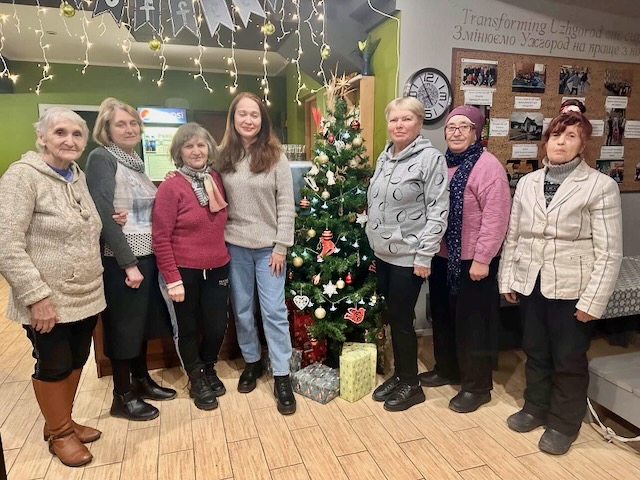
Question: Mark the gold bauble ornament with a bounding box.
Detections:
[352,135,363,147]
[336,279,345,289]
[292,256,304,268]
[148,38,162,52]
[60,2,76,18]
[261,21,276,35]
[307,228,317,238]
[316,153,329,164]
[320,45,331,59]
[321,190,330,200]
[348,159,359,168]
[347,212,357,223]
[314,306,327,319]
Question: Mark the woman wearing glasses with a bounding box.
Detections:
[419,105,511,414]
[366,96,449,411]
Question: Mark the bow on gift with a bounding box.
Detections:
[344,307,366,324]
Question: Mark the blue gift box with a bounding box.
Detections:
[291,363,340,404]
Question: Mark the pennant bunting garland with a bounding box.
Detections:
[232,0,266,27]
[133,0,161,32]
[168,0,198,37]
[200,0,235,36]
[92,0,126,26]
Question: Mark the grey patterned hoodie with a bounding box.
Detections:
[366,136,449,268]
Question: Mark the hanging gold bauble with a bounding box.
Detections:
[261,21,276,35]
[60,2,76,18]
[320,45,331,59]
[314,306,327,319]
[336,279,345,289]
[307,228,317,238]
[292,256,304,268]
[148,38,162,52]
[321,190,331,200]
[352,135,363,147]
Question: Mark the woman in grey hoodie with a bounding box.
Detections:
[366,97,449,411]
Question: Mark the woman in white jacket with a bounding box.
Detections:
[498,103,622,455]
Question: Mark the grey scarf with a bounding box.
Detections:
[105,143,145,173]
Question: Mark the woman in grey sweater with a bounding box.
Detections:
[366,96,449,412]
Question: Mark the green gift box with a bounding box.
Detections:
[340,344,377,402]
[342,342,377,388]
[291,363,340,404]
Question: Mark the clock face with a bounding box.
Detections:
[404,68,453,125]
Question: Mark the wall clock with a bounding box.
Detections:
[403,68,453,125]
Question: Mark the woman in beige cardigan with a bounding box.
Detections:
[498,105,622,455]
[0,107,106,467]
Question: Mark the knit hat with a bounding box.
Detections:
[445,105,485,141]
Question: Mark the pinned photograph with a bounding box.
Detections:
[605,108,626,146]
[596,160,624,184]
[604,68,632,96]
[505,159,537,189]
[509,112,544,141]
[558,66,590,95]
[512,62,546,93]
[461,59,497,89]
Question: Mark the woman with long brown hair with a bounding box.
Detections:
[218,92,296,415]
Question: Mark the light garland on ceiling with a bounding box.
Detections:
[34,1,53,94]
[226,5,239,95]
[79,5,92,75]
[192,11,213,93]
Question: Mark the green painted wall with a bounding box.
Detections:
[369,14,400,161]
[0,61,288,174]
[285,63,323,145]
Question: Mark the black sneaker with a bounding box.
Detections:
[538,428,578,455]
[418,371,460,387]
[372,375,401,402]
[383,383,426,412]
[189,368,218,411]
[274,375,296,415]
[507,410,546,433]
[204,363,226,397]
[238,361,263,393]
[448,390,491,413]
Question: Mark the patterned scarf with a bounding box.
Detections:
[444,141,484,293]
[105,143,145,173]
[178,165,227,212]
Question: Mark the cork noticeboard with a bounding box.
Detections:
[451,48,640,192]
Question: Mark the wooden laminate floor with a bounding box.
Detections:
[1,275,639,480]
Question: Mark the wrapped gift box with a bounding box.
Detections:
[302,338,327,366]
[340,344,377,402]
[262,348,302,377]
[292,363,340,404]
[290,311,314,350]
[342,342,377,387]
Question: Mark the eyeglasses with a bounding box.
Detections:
[445,124,475,135]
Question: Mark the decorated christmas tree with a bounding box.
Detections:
[286,76,385,358]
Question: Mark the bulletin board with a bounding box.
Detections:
[451,48,640,192]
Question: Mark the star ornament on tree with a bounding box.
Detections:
[356,211,368,227]
[323,281,338,297]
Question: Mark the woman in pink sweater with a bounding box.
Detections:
[152,123,230,411]
[419,105,512,413]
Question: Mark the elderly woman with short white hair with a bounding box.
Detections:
[0,107,105,467]
[366,96,449,412]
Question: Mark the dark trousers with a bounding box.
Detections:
[24,316,98,382]
[376,258,424,385]
[171,265,230,374]
[520,279,596,436]
[428,256,500,393]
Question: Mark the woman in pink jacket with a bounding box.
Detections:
[419,105,512,413]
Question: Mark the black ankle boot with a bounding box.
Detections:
[204,363,226,397]
[538,428,578,455]
[383,383,426,412]
[274,375,296,415]
[507,410,546,433]
[448,390,491,413]
[372,375,400,402]
[238,361,263,393]
[189,368,218,411]
[110,391,159,421]
[132,375,177,401]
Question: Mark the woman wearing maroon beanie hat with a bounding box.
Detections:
[419,105,512,414]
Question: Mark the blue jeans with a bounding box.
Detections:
[228,244,292,376]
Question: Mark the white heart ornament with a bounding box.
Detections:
[293,295,310,310]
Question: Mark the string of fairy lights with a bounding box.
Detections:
[0,0,392,99]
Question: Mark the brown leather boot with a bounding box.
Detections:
[32,378,93,467]
[43,369,101,443]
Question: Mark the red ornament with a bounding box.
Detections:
[350,119,360,130]
[327,134,335,143]
[318,230,337,258]
[345,272,353,284]
[344,307,366,324]
[300,196,310,208]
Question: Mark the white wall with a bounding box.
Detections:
[396,0,640,255]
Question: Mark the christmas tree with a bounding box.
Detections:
[286,75,385,355]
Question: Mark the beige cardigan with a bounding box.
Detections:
[498,161,623,318]
[0,152,106,324]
